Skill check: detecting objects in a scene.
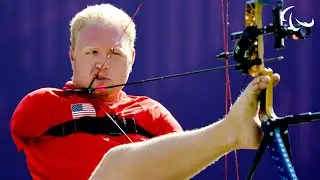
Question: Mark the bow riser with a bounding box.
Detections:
[244,1,274,117]
[243,0,297,179]
[245,2,264,75]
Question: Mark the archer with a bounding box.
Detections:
[10,3,280,180]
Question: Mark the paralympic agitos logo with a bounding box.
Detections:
[281,6,315,31]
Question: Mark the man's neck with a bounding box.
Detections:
[94,91,122,106]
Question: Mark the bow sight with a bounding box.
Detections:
[216,0,311,74]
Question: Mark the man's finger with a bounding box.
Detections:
[272,73,280,87]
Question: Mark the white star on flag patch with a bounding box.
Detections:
[71,103,96,119]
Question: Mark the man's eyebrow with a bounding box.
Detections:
[81,46,125,53]
[112,46,125,51]
[81,46,98,51]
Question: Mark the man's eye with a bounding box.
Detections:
[86,50,98,55]
[112,51,122,56]
[111,50,123,56]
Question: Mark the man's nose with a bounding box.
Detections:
[96,61,110,70]
[96,50,112,69]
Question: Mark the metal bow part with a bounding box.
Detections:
[217,0,320,179]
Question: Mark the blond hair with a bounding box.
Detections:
[69,3,136,49]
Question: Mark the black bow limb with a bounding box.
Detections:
[247,111,320,180]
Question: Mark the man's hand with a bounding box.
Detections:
[226,73,280,150]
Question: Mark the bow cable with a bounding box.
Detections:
[221,0,240,179]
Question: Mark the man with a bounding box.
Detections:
[10,3,280,180]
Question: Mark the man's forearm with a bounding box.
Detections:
[90,119,238,180]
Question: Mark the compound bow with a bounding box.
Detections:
[66,1,320,179]
[216,0,320,179]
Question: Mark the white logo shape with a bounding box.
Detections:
[280,6,315,31]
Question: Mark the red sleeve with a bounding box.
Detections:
[10,89,51,151]
[150,101,183,136]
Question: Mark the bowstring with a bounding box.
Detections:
[221,0,228,178]
[221,0,240,179]
[99,105,134,143]
[88,2,144,144]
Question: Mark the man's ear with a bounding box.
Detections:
[69,46,75,70]
[129,48,136,73]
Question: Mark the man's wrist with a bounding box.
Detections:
[209,118,239,151]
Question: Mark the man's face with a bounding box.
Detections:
[69,22,135,96]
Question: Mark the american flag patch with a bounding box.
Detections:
[71,103,96,119]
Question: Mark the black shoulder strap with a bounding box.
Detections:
[44,116,155,139]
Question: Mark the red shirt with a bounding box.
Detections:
[10,81,183,180]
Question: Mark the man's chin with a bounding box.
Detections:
[93,88,111,97]
[93,82,111,90]
[93,83,111,92]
